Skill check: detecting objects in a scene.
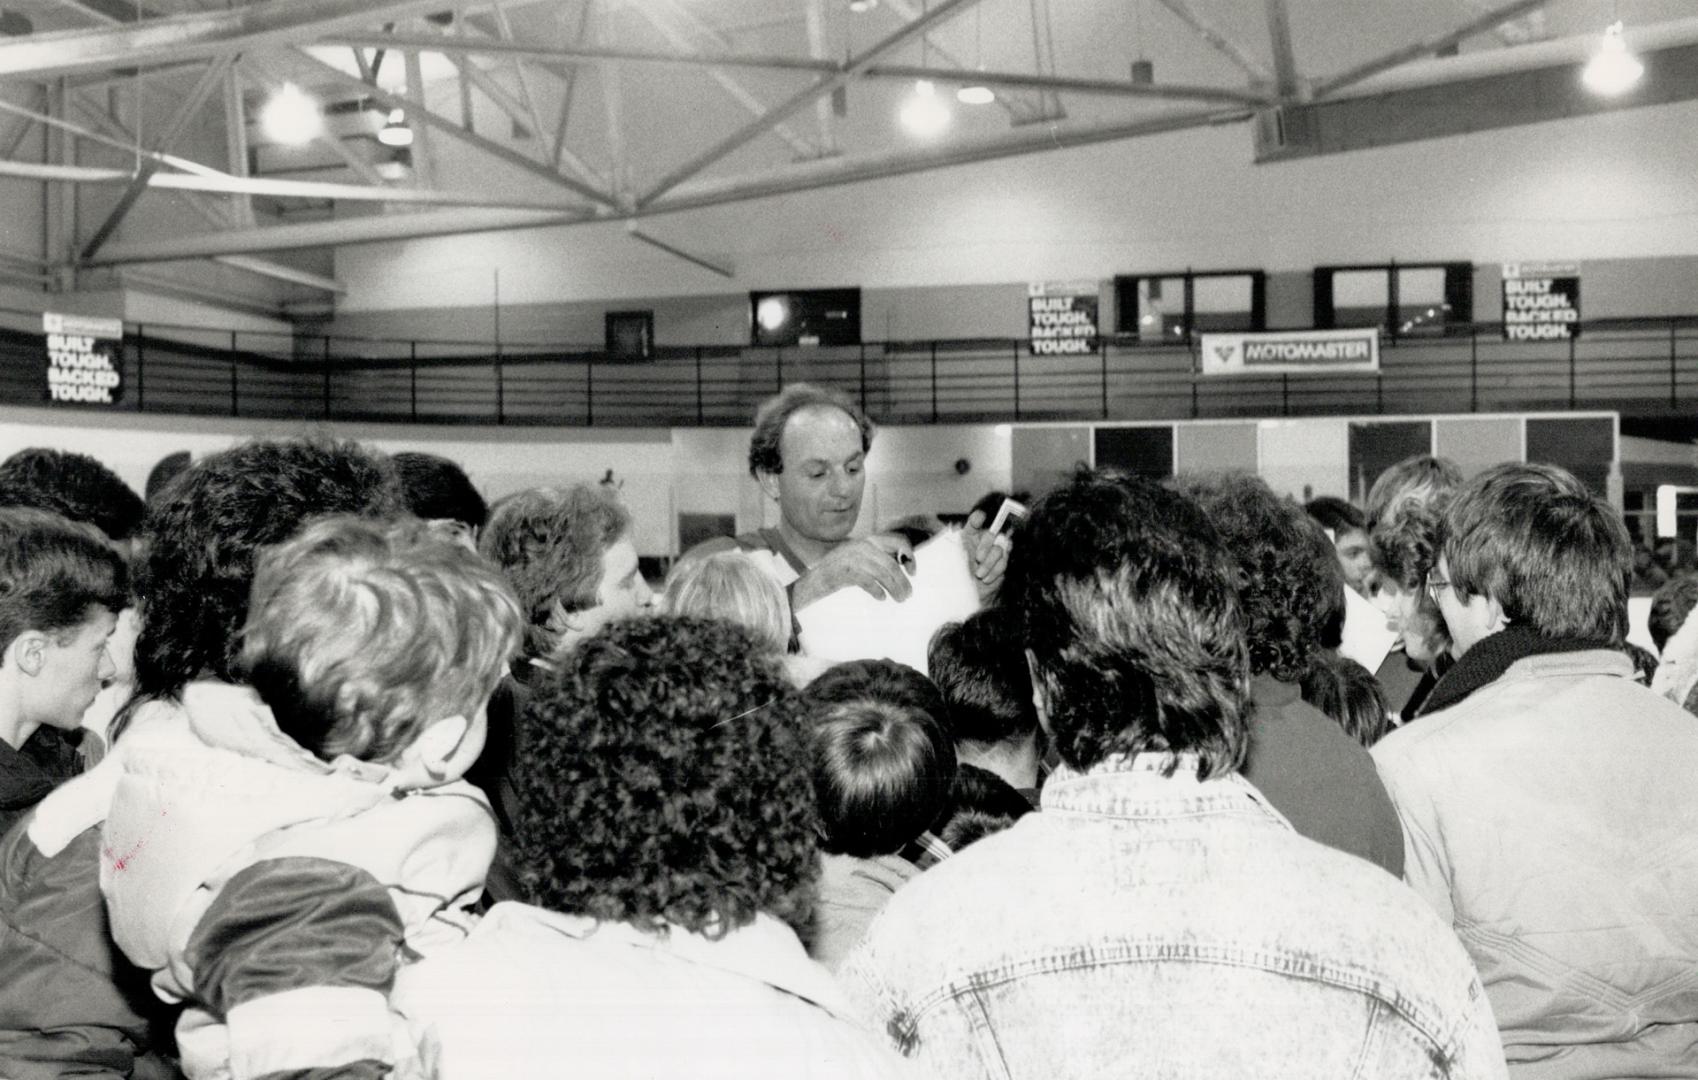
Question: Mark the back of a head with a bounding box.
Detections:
[1304,495,1365,537]
[145,451,192,502]
[0,448,146,542]
[1002,470,1250,778]
[131,438,405,701]
[663,550,790,655]
[1175,472,1344,683]
[393,452,488,534]
[239,516,522,764]
[926,607,1038,747]
[1649,574,1698,654]
[803,659,956,858]
[0,507,129,654]
[938,763,1033,851]
[1299,653,1392,748]
[1443,462,1630,641]
[1365,455,1464,532]
[480,484,630,663]
[512,616,815,936]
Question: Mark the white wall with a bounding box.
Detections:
[334,100,1698,312]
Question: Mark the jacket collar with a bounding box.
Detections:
[1041,751,1292,830]
[0,736,53,810]
[485,904,855,1022]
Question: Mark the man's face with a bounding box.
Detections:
[1333,528,1374,594]
[28,606,119,731]
[550,534,653,655]
[761,405,866,547]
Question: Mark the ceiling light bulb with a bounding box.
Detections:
[1582,21,1644,96]
[956,85,995,105]
[261,83,323,146]
[848,0,878,12]
[377,107,414,147]
[900,80,951,137]
[756,297,791,332]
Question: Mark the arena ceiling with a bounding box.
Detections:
[0,0,1694,304]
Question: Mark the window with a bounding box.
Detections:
[1313,262,1472,336]
[749,288,861,347]
[1114,271,1264,343]
[604,310,654,360]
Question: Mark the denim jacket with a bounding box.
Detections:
[841,753,1506,1080]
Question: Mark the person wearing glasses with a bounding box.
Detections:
[1372,463,1698,1079]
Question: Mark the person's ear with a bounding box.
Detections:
[1483,592,1509,633]
[10,631,49,678]
[1025,648,1052,736]
[410,713,472,782]
[756,468,783,503]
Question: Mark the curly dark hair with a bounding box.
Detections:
[130,438,404,702]
[393,452,488,533]
[0,448,146,541]
[1649,574,1698,653]
[511,615,818,938]
[747,383,873,478]
[1173,472,1344,683]
[1299,653,1392,748]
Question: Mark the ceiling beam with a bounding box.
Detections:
[85,104,1248,265]
[1153,0,1273,84]
[81,54,235,261]
[318,33,1271,106]
[1262,0,1302,100]
[213,253,344,294]
[1311,0,1550,99]
[0,0,462,80]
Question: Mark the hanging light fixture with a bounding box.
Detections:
[377,107,414,147]
[901,79,951,136]
[1582,21,1643,96]
[260,83,324,146]
[957,5,993,105]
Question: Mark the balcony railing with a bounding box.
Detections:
[7,311,1698,427]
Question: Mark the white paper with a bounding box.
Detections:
[1339,583,1399,673]
[795,528,982,677]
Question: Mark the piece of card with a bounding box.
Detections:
[796,528,982,677]
[1339,583,1400,673]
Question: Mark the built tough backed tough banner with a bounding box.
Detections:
[42,311,124,406]
[1027,280,1099,356]
[1501,261,1581,341]
[1199,328,1379,376]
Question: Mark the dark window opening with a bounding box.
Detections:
[1114,271,1265,344]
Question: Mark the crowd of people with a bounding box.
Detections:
[0,382,1694,1079]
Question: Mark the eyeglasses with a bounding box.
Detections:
[1425,572,1450,605]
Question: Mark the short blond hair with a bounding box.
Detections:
[663,550,789,654]
[239,515,523,764]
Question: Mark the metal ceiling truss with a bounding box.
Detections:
[0,0,1692,301]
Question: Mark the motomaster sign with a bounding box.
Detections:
[1199,328,1379,375]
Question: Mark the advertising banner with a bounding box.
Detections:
[1028,280,1099,356]
[1501,262,1580,341]
[1199,328,1379,376]
[43,311,124,406]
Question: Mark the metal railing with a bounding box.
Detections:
[7,310,1698,426]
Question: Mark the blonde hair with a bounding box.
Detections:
[663,550,789,654]
[240,515,523,764]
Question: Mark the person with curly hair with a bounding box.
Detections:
[842,470,1505,1080]
[1366,454,1464,719]
[0,437,405,1080]
[0,447,146,544]
[394,616,908,1079]
[1174,472,1403,876]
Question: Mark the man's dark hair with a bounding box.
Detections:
[0,508,128,655]
[393,452,488,533]
[1175,472,1344,683]
[938,763,1032,851]
[747,383,873,478]
[1003,471,1250,778]
[1443,462,1630,642]
[144,451,192,502]
[1649,574,1698,653]
[512,616,817,937]
[1304,496,1365,537]
[927,607,1038,746]
[802,659,956,859]
[130,438,405,702]
[1299,653,1392,748]
[0,448,146,541]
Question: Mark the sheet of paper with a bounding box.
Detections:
[796,528,982,677]
[1339,583,1399,673]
